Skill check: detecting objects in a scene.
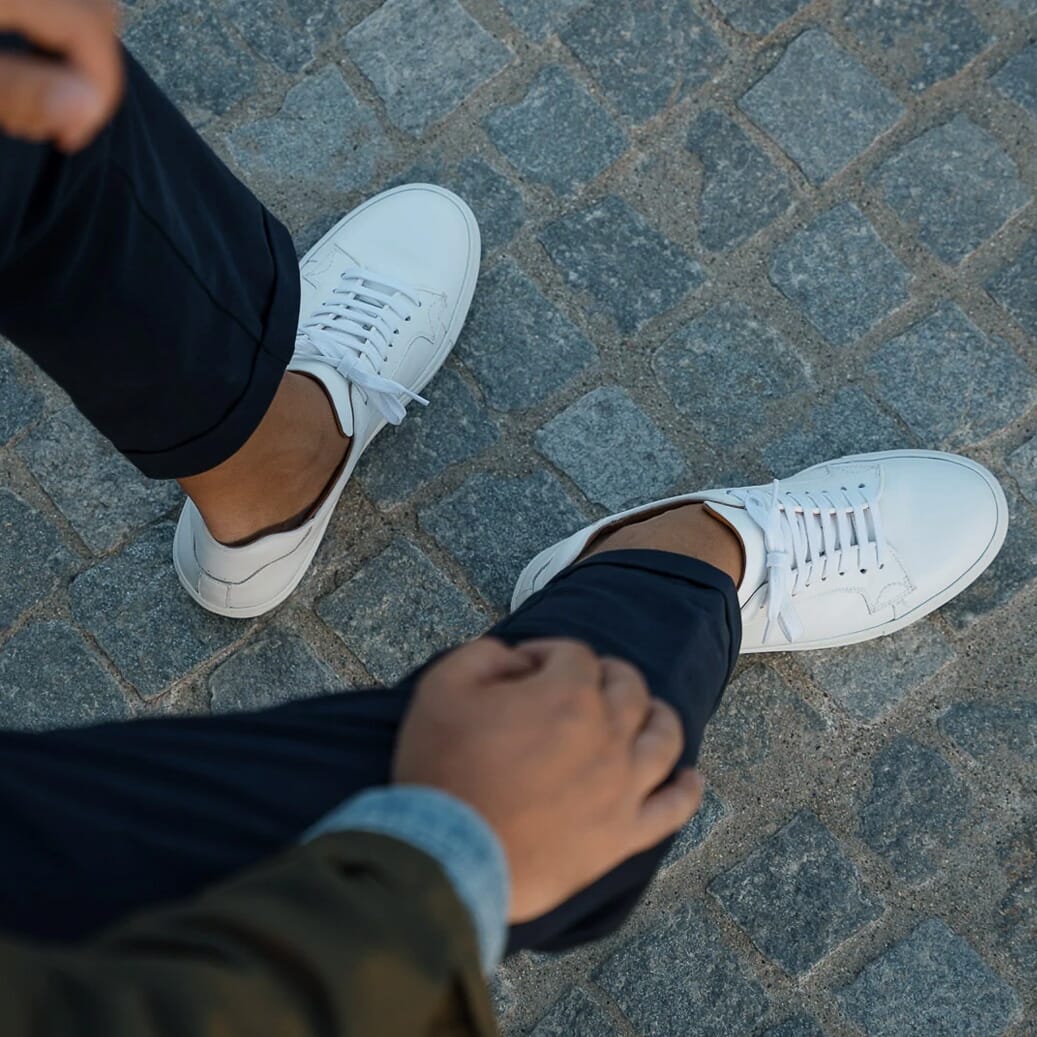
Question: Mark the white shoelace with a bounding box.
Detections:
[733,480,888,645]
[295,268,427,426]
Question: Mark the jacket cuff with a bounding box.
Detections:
[303,786,509,974]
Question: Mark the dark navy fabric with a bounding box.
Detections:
[0,42,299,478]
[0,550,740,952]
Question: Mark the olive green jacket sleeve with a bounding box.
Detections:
[0,831,498,1037]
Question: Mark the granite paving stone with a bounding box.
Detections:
[536,387,685,510]
[940,487,1037,629]
[987,231,1037,337]
[868,303,1037,447]
[712,0,810,34]
[227,66,390,194]
[125,0,261,120]
[223,0,321,73]
[859,737,969,884]
[0,490,73,629]
[0,347,41,445]
[452,158,526,252]
[769,203,911,346]
[761,1018,825,1037]
[0,621,129,731]
[539,196,704,333]
[797,621,955,722]
[1007,435,1037,507]
[317,538,487,684]
[762,387,910,475]
[997,824,1036,975]
[419,471,586,609]
[595,905,769,1037]
[872,115,1031,264]
[739,29,905,183]
[703,664,827,771]
[344,0,512,136]
[209,629,344,713]
[497,0,585,40]
[687,110,794,251]
[528,987,617,1037]
[993,43,1037,119]
[17,407,180,555]
[660,789,727,869]
[485,66,624,195]
[710,811,884,974]
[356,369,499,506]
[654,303,812,450]
[842,0,989,92]
[837,919,1021,1036]
[69,523,240,698]
[456,260,596,410]
[560,0,727,122]
[939,700,1037,761]
[999,0,1037,9]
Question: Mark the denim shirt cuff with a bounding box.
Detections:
[303,786,509,974]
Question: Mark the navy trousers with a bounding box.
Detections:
[0,45,742,952]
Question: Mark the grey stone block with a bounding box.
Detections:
[452,158,526,252]
[655,302,810,451]
[0,490,73,629]
[703,663,827,771]
[356,369,499,506]
[561,0,727,122]
[987,231,1037,338]
[0,347,41,445]
[529,987,617,1037]
[1008,436,1037,507]
[539,196,703,333]
[70,524,240,698]
[536,387,685,511]
[868,303,1037,447]
[223,0,325,72]
[228,66,390,194]
[595,905,769,1037]
[997,825,1036,976]
[762,387,910,476]
[317,538,487,684]
[770,203,911,346]
[713,0,810,34]
[125,0,261,119]
[939,700,1037,760]
[843,0,988,92]
[456,260,596,411]
[999,0,1037,9]
[497,0,585,40]
[0,621,129,731]
[873,115,1030,264]
[710,811,884,974]
[419,471,586,609]
[17,407,180,554]
[209,630,344,713]
[740,30,904,183]
[661,788,727,869]
[687,110,794,251]
[941,487,1037,629]
[859,737,969,883]
[993,43,1037,119]
[345,0,512,135]
[485,66,625,195]
[797,621,955,722]
[837,919,1021,1036]
[762,1018,825,1037]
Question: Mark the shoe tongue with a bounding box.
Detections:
[703,500,767,607]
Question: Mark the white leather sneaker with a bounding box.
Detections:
[512,450,1008,652]
[174,184,481,618]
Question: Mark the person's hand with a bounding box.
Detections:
[393,637,704,923]
[0,0,123,152]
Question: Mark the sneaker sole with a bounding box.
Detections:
[174,184,481,619]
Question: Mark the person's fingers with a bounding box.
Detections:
[513,638,604,697]
[630,698,685,793]
[600,657,652,736]
[633,769,704,850]
[436,638,539,688]
[0,54,97,144]
[0,0,122,151]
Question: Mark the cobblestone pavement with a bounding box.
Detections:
[1,0,1035,1033]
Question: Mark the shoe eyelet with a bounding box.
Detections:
[860,568,867,574]
[838,571,846,577]
[405,316,412,322]
[858,482,866,489]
